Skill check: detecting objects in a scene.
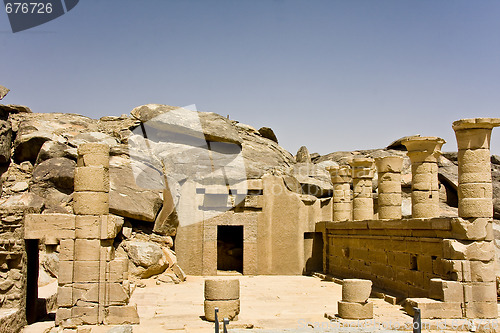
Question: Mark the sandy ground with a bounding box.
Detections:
[22,275,500,332]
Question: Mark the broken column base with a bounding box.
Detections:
[337,301,373,319]
[405,298,462,319]
[204,300,240,322]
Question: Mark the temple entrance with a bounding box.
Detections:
[217,225,243,273]
[25,239,39,324]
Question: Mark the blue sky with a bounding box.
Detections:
[1,0,499,155]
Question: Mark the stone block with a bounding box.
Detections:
[73,261,100,283]
[416,255,433,273]
[470,261,495,282]
[404,298,462,319]
[107,259,128,282]
[24,213,75,240]
[463,282,497,302]
[55,307,72,326]
[443,239,495,261]
[342,279,372,303]
[337,301,373,319]
[100,215,124,240]
[378,181,401,193]
[464,301,498,319]
[451,218,491,240]
[59,239,75,261]
[378,206,401,219]
[458,183,492,199]
[57,286,73,307]
[74,166,109,192]
[106,283,130,305]
[59,261,74,285]
[458,198,493,218]
[378,193,402,206]
[72,306,98,325]
[74,239,100,261]
[75,215,100,239]
[204,299,240,322]
[105,305,140,325]
[72,283,99,303]
[73,192,109,215]
[429,279,464,303]
[459,172,492,184]
[412,190,439,204]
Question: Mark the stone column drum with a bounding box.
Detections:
[204,279,240,322]
[327,165,353,222]
[402,136,445,218]
[350,158,375,221]
[453,118,500,218]
[375,156,403,220]
[338,279,373,319]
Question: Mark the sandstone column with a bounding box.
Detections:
[453,118,500,218]
[350,158,375,221]
[327,165,353,221]
[375,156,403,220]
[451,118,500,318]
[402,137,445,218]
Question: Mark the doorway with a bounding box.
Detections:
[217,225,243,273]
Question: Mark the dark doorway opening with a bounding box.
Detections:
[25,239,39,324]
[217,225,243,273]
[303,232,323,274]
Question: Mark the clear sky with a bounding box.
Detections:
[1,0,499,155]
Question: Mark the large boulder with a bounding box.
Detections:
[296,146,311,163]
[130,104,242,145]
[123,240,169,278]
[109,156,163,222]
[0,85,9,100]
[36,141,77,163]
[258,127,278,143]
[30,157,76,213]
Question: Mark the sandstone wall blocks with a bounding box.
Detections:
[105,305,140,325]
[404,298,462,319]
[443,239,495,261]
[429,278,464,303]
[342,279,372,303]
[204,299,240,322]
[457,199,493,218]
[463,301,498,319]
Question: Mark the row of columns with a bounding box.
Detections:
[326,118,499,221]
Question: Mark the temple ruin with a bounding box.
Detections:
[0,102,499,330]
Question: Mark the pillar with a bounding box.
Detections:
[402,136,445,218]
[327,165,353,222]
[453,118,500,218]
[452,117,500,319]
[375,156,403,220]
[350,158,375,221]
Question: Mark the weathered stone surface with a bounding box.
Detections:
[0,193,44,215]
[109,156,162,222]
[386,135,420,150]
[296,146,311,163]
[292,163,332,197]
[36,141,78,163]
[204,299,240,321]
[0,85,9,100]
[0,104,32,114]
[0,119,12,164]
[337,301,373,319]
[342,279,372,303]
[131,104,242,145]
[258,127,278,143]
[107,325,133,333]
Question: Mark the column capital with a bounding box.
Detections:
[350,157,375,179]
[452,118,500,131]
[402,136,445,163]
